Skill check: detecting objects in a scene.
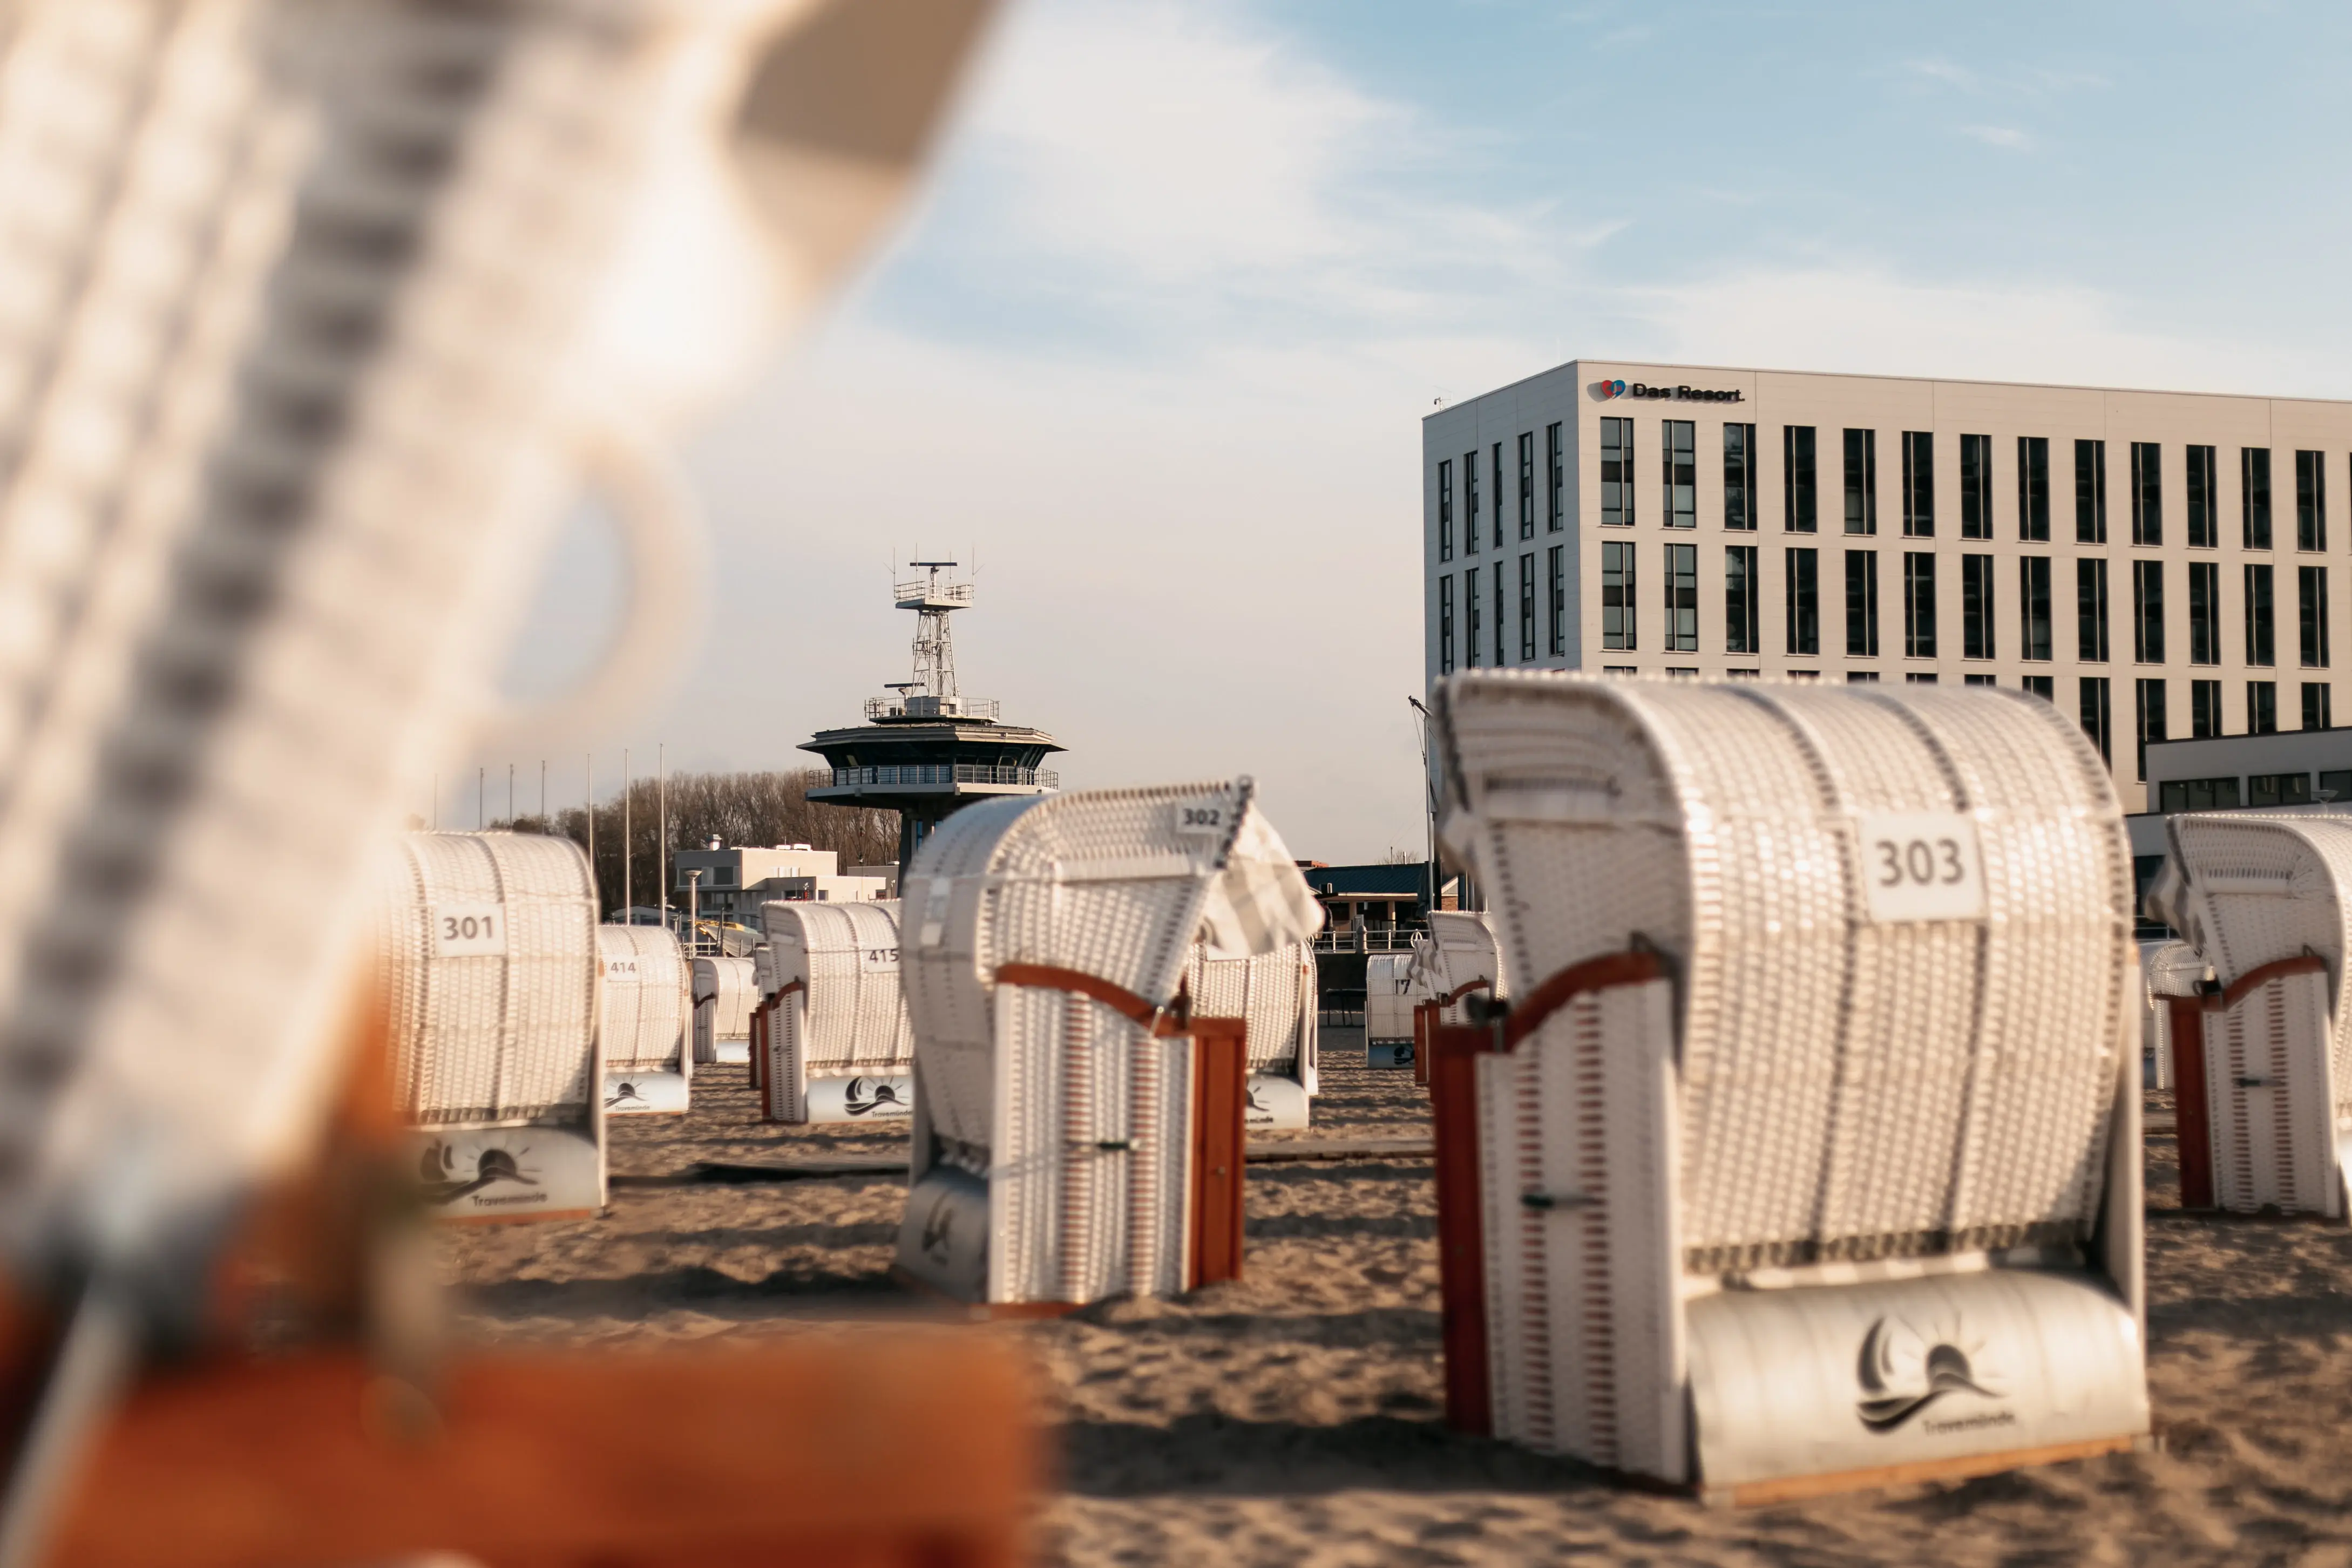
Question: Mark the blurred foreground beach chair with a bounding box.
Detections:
[1428,674,2150,1504]
[895,780,1321,1312]
[1187,939,1318,1129]
[2148,814,2352,1219]
[0,0,1036,1562]
[758,899,916,1124]
[599,923,692,1116]
[1364,951,1420,1068]
[692,953,760,1069]
[388,832,607,1219]
[1409,909,1507,1087]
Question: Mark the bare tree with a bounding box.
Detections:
[497,768,897,918]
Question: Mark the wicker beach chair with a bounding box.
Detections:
[1364,951,1419,1068]
[1185,940,1318,1129]
[384,833,605,1218]
[760,900,916,1124]
[2147,814,2352,1218]
[1428,673,2149,1503]
[895,779,1321,1309]
[693,954,761,1067]
[1409,909,1509,1085]
[598,925,690,1116]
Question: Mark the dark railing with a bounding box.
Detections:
[827,764,1056,789]
[1312,926,1419,953]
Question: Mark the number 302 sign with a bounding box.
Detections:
[1852,813,1988,924]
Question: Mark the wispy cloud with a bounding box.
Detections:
[1960,124,2033,151]
[1902,56,1977,90]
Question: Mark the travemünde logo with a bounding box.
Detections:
[1594,378,1744,403]
[1854,1315,2011,1435]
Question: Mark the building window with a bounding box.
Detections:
[2130,440,2162,546]
[1547,545,1565,657]
[2076,558,2109,663]
[2243,447,2273,549]
[2246,563,2276,667]
[2186,444,2218,548]
[2191,679,2221,737]
[1843,429,1877,535]
[1491,441,1504,547]
[2134,678,2165,781]
[2161,776,2241,811]
[1846,549,1879,657]
[2249,680,2278,734]
[1903,552,1936,658]
[1848,671,1880,683]
[1786,547,1819,655]
[2133,560,2164,664]
[2079,676,2111,763]
[1518,553,1536,661]
[1603,666,1637,676]
[1438,576,1454,673]
[2301,565,2330,668]
[2297,449,2328,552]
[1599,419,1631,528]
[1901,430,1934,537]
[1664,543,1698,652]
[1663,420,1696,529]
[1724,423,1757,531]
[2023,674,2054,700]
[1465,561,1482,664]
[1465,449,1481,554]
[1962,553,1996,660]
[1602,541,1635,650]
[1518,432,1536,539]
[1438,460,1454,561]
[2018,436,2051,541]
[1784,426,1818,532]
[2304,682,2333,731]
[2186,561,2220,667]
[1726,545,1759,654]
[1965,673,1997,687]
[2250,770,2309,805]
[2075,438,2107,544]
[2019,556,2052,661]
[1493,562,1506,664]
[1547,422,1564,532]
[1960,433,1993,540]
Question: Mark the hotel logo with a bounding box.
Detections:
[1594,379,1745,403]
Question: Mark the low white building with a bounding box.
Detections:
[668,843,888,930]
[1427,358,2352,811]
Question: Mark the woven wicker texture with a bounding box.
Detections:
[691,955,758,1065]
[763,899,913,1122]
[1364,952,1417,1044]
[597,925,687,1076]
[900,780,1319,1303]
[379,833,598,1128]
[1413,911,1508,1025]
[1436,673,2132,1272]
[0,2,704,1281]
[2139,939,2204,1092]
[1184,941,1317,1079]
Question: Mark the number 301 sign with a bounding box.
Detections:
[1853,813,1987,924]
[430,902,508,957]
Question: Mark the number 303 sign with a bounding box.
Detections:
[1852,813,1987,924]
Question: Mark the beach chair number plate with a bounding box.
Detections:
[432,902,508,957]
[1853,813,1987,924]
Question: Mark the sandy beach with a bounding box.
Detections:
[436,1065,2352,1566]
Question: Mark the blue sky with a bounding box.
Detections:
[471,1,2352,859]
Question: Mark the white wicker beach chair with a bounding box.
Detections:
[597,925,689,1116]
[693,954,761,1068]
[761,900,916,1124]
[1429,673,2148,1502]
[2140,939,2206,1094]
[2147,814,2352,1219]
[896,779,1321,1309]
[1364,951,1419,1069]
[382,833,605,1218]
[1185,940,1318,1129]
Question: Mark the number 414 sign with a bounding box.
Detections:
[1852,813,1987,924]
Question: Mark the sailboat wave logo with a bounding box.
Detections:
[1855,1316,1999,1433]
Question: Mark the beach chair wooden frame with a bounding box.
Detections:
[1186,941,1319,1129]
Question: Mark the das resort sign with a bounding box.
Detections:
[1594,378,1745,403]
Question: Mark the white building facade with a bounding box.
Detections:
[1425,359,2352,810]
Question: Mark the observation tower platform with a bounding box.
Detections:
[802,562,1062,873]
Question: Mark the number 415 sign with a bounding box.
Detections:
[1852,813,1987,924]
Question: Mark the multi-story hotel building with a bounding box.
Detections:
[1424,359,2352,810]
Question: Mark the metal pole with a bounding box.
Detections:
[585,753,595,918]
[507,762,514,823]
[540,758,547,820]
[658,743,668,934]
[477,766,484,830]
[430,771,437,831]
[622,746,632,924]
[687,870,701,958]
